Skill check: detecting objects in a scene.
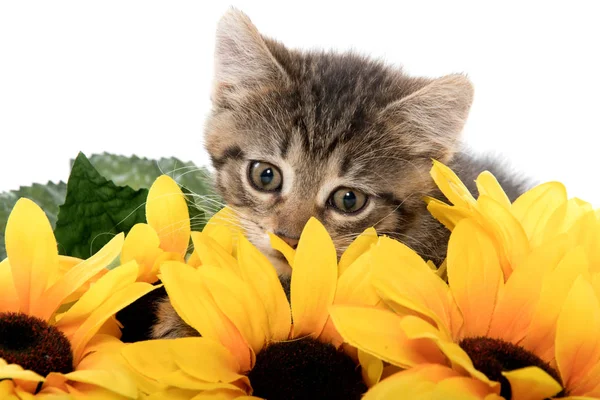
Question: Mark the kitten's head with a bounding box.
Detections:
[205,9,474,276]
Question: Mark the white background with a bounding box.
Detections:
[1,1,599,203]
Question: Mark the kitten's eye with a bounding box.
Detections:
[329,188,368,214]
[248,161,283,192]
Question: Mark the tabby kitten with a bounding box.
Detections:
[151,9,528,338]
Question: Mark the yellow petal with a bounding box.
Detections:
[57,255,107,305]
[319,252,381,348]
[196,265,269,356]
[358,349,383,387]
[56,261,140,337]
[568,212,600,271]
[70,283,156,364]
[187,248,203,268]
[432,340,494,386]
[0,380,18,400]
[0,259,19,313]
[146,175,190,256]
[268,233,296,268]
[62,384,132,399]
[371,236,456,338]
[486,270,541,346]
[447,219,503,338]
[543,198,594,243]
[5,198,59,314]
[191,388,254,400]
[121,223,163,279]
[430,160,477,209]
[146,388,199,400]
[432,376,499,400]
[476,195,530,278]
[556,276,600,391]
[159,262,253,372]
[0,359,44,382]
[511,182,567,247]
[62,346,138,398]
[204,224,234,255]
[426,197,473,231]
[502,367,562,400]
[520,245,590,361]
[489,233,568,348]
[190,232,241,275]
[475,171,511,210]
[237,235,291,342]
[593,273,600,301]
[338,227,378,277]
[122,338,247,389]
[143,250,184,284]
[569,358,600,396]
[321,249,383,347]
[36,233,124,321]
[291,218,337,338]
[362,364,464,400]
[169,339,249,388]
[160,370,243,392]
[202,207,244,253]
[335,251,380,307]
[55,261,156,363]
[396,318,495,387]
[330,306,446,368]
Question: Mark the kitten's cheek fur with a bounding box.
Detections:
[152,300,199,339]
[269,255,292,277]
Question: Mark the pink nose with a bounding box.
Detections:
[276,233,299,249]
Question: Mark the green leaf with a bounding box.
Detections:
[86,153,220,226]
[86,152,220,230]
[54,152,149,258]
[0,152,219,260]
[86,152,216,194]
[181,186,206,232]
[0,181,67,260]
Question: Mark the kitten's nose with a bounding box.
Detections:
[275,232,299,249]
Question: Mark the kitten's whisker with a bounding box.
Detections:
[370,192,418,229]
[175,167,215,180]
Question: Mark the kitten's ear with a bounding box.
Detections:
[382,74,474,161]
[213,9,288,91]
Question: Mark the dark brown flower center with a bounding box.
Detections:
[459,336,562,399]
[0,312,74,377]
[247,337,366,400]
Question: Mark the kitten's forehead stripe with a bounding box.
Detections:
[211,145,245,169]
[279,132,291,158]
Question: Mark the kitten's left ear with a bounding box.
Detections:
[213,9,289,91]
[381,74,474,162]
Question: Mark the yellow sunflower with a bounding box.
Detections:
[121,175,244,283]
[0,198,156,398]
[122,217,383,399]
[331,162,600,399]
[425,160,583,277]
[120,175,192,283]
[362,364,503,400]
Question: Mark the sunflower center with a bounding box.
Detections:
[0,312,74,377]
[459,336,562,399]
[247,337,367,400]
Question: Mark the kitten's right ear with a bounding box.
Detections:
[380,74,474,162]
[213,9,288,92]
